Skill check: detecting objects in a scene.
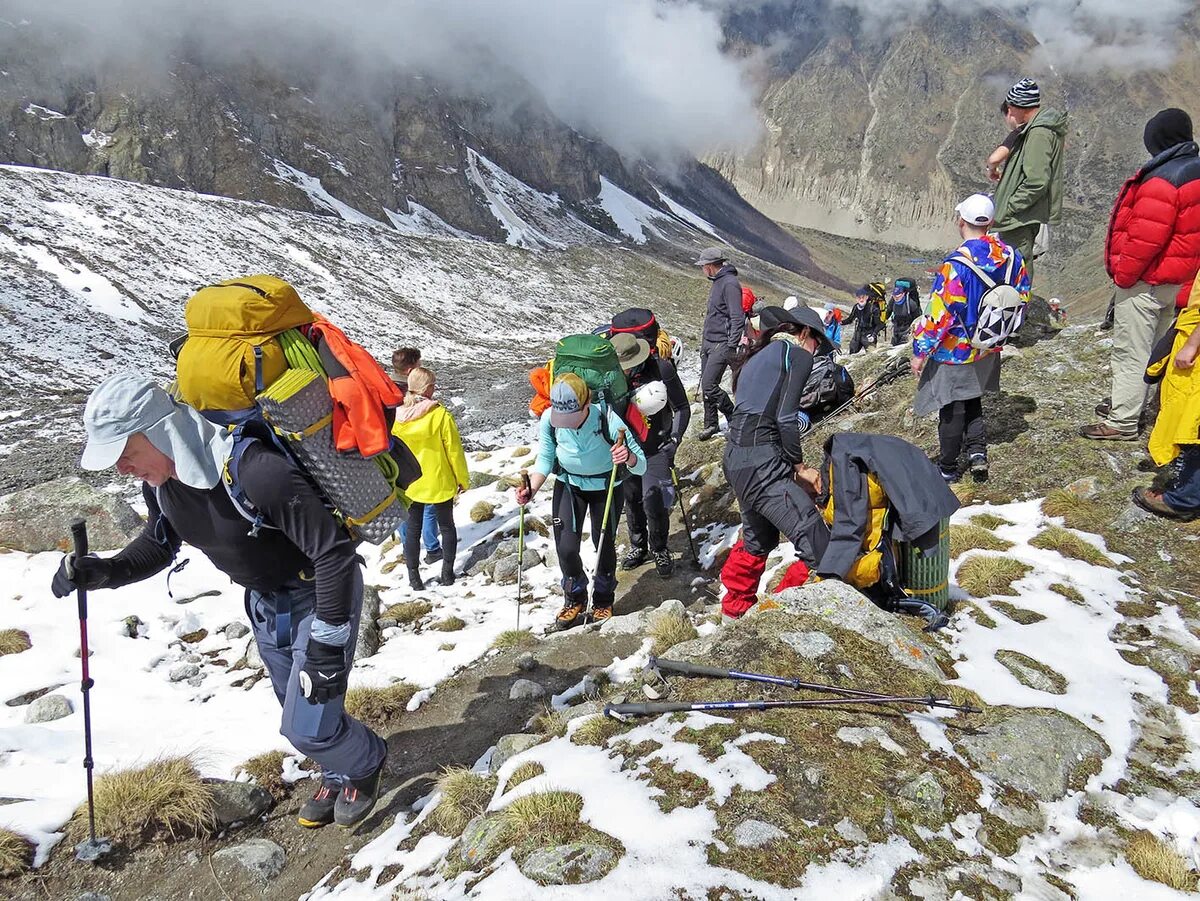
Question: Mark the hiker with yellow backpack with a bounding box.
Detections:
[50,276,419,831]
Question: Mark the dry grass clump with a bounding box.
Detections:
[470,501,496,523]
[235,750,290,801]
[70,756,216,849]
[1041,490,1097,530]
[955,555,1032,599]
[570,715,624,747]
[431,616,467,633]
[0,828,33,877]
[1125,831,1196,891]
[431,768,497,835]
[504,761,545,792]
[1049,582,1086,605]
[0,628,31,657]
[382,600,433,624]
[648,613,698,657]
[949,524,1014,558]
[532,706,571,738]
[491,629,537,650]
[499,791,583,843]
[970,513,1012,530]
[344,682,419,729]
[1030,526,1113,567]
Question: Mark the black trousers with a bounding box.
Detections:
[404,500,457,570]
[552,479,624,608]
[938,398,986,470]
[723,445,830,565]
[700,344,735,429]
[848,327,875,355]
[624,448,675,553]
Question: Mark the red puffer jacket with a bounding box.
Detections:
[1106,142,1200,290]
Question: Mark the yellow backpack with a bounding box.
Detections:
[175,276,315,416]
[822,467,890,589]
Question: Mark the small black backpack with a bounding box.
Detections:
[800,353,856,422]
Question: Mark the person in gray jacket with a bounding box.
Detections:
[695,246,746,440]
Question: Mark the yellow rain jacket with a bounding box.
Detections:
[821,467,890,589]
[1147,292,1200,467]
[391,400,470,505]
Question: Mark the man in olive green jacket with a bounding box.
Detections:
[992,78,1069,273]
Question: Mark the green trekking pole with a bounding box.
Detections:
[589,430,626,617]
[515,471,531,631]
[670,466,702,570]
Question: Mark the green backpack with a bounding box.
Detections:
[551,334,629,409]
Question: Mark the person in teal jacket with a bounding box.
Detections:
[515,373,645,630]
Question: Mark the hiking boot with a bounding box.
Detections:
[969,454,989,483]
[549,601,586,632]
[939,467,959,484]
[1094,398,1112,418]
[1131,487,1199,522]
[697,426,720,442]
[334,761,384,828]
[587,605,613,624]
[622,547,649,570]
[439,562,455,586]
[423,548,443,564]
[1078,423,1137,441]
[297,781,339,829]
[653,550,674,578]
[407,567,425,591]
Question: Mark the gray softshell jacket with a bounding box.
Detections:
[702,264,746,350]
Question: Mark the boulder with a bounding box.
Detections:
[207,780,274,827]
[899,771,946,818]
[0,477,143,552]
[489,733,546,773]
[995,650,1067,694]
[459,814,507,865]
[509,679,546,701]
[955,708,1107,801]
[212,838,286,883]
[778,630,836,659]
[354,585,382,662]
[169,663,200,682]
[469,471,500,490]
[516,652,537,673]
[732,819,786,848]
[25,693,73,723]
[775,581,944,682]
[223,621,250,640]
[518,843,617,885]
[123,615,145,639]
[493,551,544,586]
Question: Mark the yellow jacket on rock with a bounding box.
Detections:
[391,400,469,505]
[1148,297,1200,467]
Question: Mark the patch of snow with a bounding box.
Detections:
[80,129,113,149]
[23,103,66,120]
[270,160,377,226]
[597,176,666,245]
[653,186,723,239]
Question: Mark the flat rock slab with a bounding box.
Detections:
[207,779,274,827]
[955,708,1107,801]
[489,733,546,773]
[212,838,286,884]
[0,476,142,552]
[518,842,618,885]
[995,649,1067,694]
[732,818,786,848]
[778,630,836,659]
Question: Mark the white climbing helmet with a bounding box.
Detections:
[632,380,669,416]
[783,295,800,310]
[669,335,684,364]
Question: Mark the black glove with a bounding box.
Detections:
[51,553,113,598]
[299,639,349,705]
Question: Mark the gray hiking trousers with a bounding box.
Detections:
[723,444,829,564]
[246,567,386,785]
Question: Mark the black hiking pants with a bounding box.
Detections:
[723,445,829,564]
[938,398,986,470]
[700,343,735,429]
[404,500,457,572]
[848,326,874,355]
[624,447,675,553]
[552,480,624,608]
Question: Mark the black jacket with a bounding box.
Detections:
[702,264,747,350]
[107,443,361,625]
[628,356,690,456]
[728,338,815,465]
[843,300,880,336]
[816,433,959,579]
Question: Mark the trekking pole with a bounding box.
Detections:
[587,430,626,617]
[70,520,113,863]
[646,657,979,713]
[605,694,979,722]
[515,471,531,631]
[669,467,702,570]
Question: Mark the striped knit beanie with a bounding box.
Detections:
[1005,78,1040,109]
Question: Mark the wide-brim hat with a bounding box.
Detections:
[760,305,834,355]
[610,333,651,371]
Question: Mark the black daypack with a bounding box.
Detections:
[800,353,856,422]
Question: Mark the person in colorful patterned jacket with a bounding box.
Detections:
[911,194,1031,483]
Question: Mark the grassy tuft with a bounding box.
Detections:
[1049,582,1087,605]
[531,706,571,738]
[1125,831,1196,892]
[504,761,545,793]
[235,750,290,801]
[500,791,583,843]
[950,524,1014,558]
[431,768,497,835]
[970,513,1012,530]
[70,756,215,848]
[570,715,624,747]
[647,612,699,657]
[955,555,1031,598]
[0,628,31,657]
[0,828,33,877]
[470,501,496,523]
[344,682,419,730]
[1030,526,1113,567]
[382,601,433,624]
[989,601,1047,625]
[491,629,537,650]
[1041,490,1098,531]
[431,616,467,633]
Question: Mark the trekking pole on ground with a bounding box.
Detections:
[604,694,980,722]
[515,471,531,631]
[70,520,113,863]
[645,657,979,713]
[669,467,702,570]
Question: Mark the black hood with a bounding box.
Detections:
[1145,108,1194,155]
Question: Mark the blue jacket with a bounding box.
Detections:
[534,405,647,491]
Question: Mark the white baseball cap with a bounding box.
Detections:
[955,194,995,226]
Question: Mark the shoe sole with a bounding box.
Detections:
[297,816,333,829]
[1081,431,1137,441]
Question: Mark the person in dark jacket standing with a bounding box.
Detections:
[844,285,882,354]
[611,333,691,577]
[1081,108,1200,441]
[695,246,746,440]
[719,306,831,620]
[50,374,387,830]
[887,278,921,346]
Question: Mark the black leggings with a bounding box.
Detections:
[938,398,986,469]
[404,500,456,570]
[552,479,624,607]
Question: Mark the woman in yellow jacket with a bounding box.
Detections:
[1135,278,1200,522]
[392,367,470,588]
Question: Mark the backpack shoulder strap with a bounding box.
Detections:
[950,254,998,290]
[222,423,283,537]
